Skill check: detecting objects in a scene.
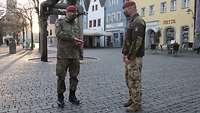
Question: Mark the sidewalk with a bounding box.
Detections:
[0,44,23,56]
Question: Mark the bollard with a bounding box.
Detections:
[9,38,16,54]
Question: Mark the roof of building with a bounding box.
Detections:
[84,0,90,11]
[84,0,106,11]
[99,0,106,7]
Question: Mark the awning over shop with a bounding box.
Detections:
[83,29,113,36]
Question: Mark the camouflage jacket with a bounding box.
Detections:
[122,14,146,59]
[55,17,80,59]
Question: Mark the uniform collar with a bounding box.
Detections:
[64,17,75,23]
[129,13,139,21]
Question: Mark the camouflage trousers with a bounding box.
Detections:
[125,57,143,107]
[56,58,80,94]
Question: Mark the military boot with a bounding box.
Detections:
[57,93,65,108]
[69,89,80,105]
[126,104,141,112]
[123,99,133,107]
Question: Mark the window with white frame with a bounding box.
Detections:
[141,7,145,16]
[170,0,176,11]
[110,0,113,5]
[112,13,115,22]
[98,19,101,26]
[89,20,92,27]
[92,5,94,11]
[182,0,190,8]
[117,12,121,21]
[93,20,96,27]
[107,15,109,24]
[95,4,98,10]
[149,5,155,16]
[110,0,118,5]
[160,2,167,13]
[107,15,111,24]
[116,0,118,5]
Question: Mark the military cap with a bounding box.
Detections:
[66,5,77,13]
[123,0,136,9]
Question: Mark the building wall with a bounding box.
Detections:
[80,0,88,29]
[88,0,104,31]
[135,0,195,48]
[196,0,200,33]
[87,0,105,47]
[105,0,126,47]
[194,0,200,48]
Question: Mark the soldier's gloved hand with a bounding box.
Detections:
[74,37,84,48]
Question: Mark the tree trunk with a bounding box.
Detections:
[30,22,34,50]
[23,26,25,48]
[38,17,41,53]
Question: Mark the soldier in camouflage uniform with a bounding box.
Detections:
[122,0,146,112]
[55,5,83,107]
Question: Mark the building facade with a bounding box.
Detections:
[47,0,89,46]
[135,0,195,49]
[194,0,200,49]
[85,0,106,48]
[105,0,126,47]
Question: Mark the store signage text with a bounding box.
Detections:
[163,19,176,25]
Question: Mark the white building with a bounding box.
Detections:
[85,0,107,47]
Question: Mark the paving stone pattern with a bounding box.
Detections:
[0,48,200,113]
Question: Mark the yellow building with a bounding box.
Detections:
[134,0,195,48]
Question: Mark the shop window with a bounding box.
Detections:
[181,26,189,44]
[166,28,175,43]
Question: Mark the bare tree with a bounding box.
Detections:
[17,1,36,50]
[30,0,41,51]
[0,3,27,45]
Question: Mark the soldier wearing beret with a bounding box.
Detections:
[122,0,146,112]
[55,5,83,107]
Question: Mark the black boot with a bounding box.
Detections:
[69,89,80,105]
[57,93,65,108]
[124,99,133,107]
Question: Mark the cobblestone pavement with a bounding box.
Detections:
[0,48,200,113]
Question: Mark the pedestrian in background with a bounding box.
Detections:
[122,0,146,112]
[55,5,83,108]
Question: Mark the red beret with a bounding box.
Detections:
[66,5,76,13]
[123,0,136,9]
